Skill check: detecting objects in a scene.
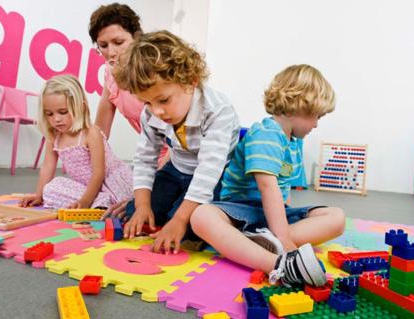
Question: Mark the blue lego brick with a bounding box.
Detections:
[112,218,123,241]
[338,277,359,295]
[327,292,356,313]
[242,288,269,319]
[342,260,364,275]
[392,242,414,260]
[385,229,408,247]
[358,257,389,271]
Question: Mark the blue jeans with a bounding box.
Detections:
[125,161,222,240]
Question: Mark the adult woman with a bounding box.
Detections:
[88,3,167,216]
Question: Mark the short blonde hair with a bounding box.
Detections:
[38,74,91,140]
[114,30,209,92]
[264,64,335,117]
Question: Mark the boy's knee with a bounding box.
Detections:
[329,207,346,235]
[190,204,216,234]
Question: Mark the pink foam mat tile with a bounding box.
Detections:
[159,257,253,318]
[0,220,106,267]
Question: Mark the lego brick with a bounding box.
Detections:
[242,288,269,319]
[104,218,114,241]
[304,279,333,302]
[385,229,408,247]
[112,218,123,241]
[338,276,359,295]
[24,241,54,262]
[202,312,230,319]
[58,208,105,222]
[391,255,414,272]
[328,250,388,268]
[389,278,414,296]
[250,270,266,284]
[358,256,389,271]
[57,286,90,319]
[79,275,103,295]
[390,266,414,282]
[359,272,414,313]
[269,291,314,317]
[259,285,301,302]
[342,260,364,274]
[327,292,356,313]
[393,242,414,260]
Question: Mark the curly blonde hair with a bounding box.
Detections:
[264,64,335,117]
[38,74,91,141]
[114,30,209,92]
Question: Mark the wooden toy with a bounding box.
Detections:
[0,204,57,230]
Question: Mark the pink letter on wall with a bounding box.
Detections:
[0,5,25,87]
[85,48,105,95]
[29,29,82,80]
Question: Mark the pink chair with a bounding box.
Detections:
[0,85,45,175]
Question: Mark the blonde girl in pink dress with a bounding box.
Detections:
[21,74,132,209]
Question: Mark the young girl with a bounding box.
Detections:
[21,74,133,209]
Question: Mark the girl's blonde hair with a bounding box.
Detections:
[38,74,91,140]
[264,64,335,117]
[114,30,209,92]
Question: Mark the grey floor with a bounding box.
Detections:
[0,168,413,319]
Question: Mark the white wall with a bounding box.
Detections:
[2,0,414,195]
[205,0,414,194]
[0,0,173,167]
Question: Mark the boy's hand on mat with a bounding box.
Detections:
[151,219,186,254]
[101,199,129,220]
[21,194,43,207]
[124,208,155,239]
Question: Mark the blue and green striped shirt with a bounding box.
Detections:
[220,117,302,203]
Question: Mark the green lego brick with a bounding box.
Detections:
[389,278,414,296]
[390,267,414,283]
[259,285,301,302]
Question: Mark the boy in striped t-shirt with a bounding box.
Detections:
[191,65,345,287]
[112,31,240,253]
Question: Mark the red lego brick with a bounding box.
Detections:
[391,255,414,272]
[104,218,114,241]
[359,272,414,313]
[24,241,53,262]
[140,223,162,235]
[304,279,333,302]
[328,250,389,268]
[79,275,103,295]
[250,270,266,284]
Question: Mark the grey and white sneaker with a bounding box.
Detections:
[244,227,284,255]
[269,243,327,287]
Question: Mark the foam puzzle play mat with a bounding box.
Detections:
[1,194,413,319]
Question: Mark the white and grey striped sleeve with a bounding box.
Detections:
[133,108,165,190]
[184,99,240,203]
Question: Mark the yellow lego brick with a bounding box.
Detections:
[57,209,105,221]
[57,286,90,319]
[269,291,314,317]
[203,312,231,319]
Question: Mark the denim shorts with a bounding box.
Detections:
[213,200,325,232]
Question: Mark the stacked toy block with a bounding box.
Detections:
[57,208,105,221]
[57,286,90,319]
[104,218,123,241]
[386,229,414,296]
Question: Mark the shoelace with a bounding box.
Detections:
[269,250,304,287]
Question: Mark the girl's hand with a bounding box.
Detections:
[100,199,129,220]
[150,218,186,254]
[280,238,297,252]
[68,199,90,209]
[21,194,43,207]
[123,207,156,239]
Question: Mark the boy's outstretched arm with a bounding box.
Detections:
[151,200,199,254]
[255,172,297,251]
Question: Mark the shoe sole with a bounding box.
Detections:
[244,232,284,255]
[296,243,327,287]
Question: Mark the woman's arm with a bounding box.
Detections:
[94,85,116,139]
[71,126,105,208]
[21,141,58,207]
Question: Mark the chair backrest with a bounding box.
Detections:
[0,85,38,119]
